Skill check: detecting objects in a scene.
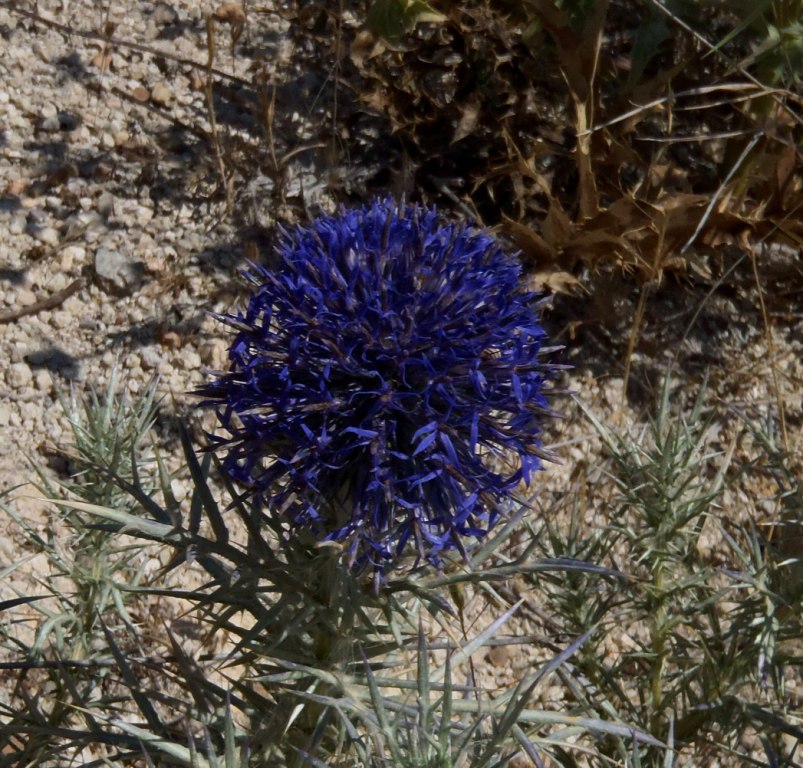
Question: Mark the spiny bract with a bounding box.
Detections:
[198,199,557,571]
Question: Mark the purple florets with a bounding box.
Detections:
[198,199,556,570]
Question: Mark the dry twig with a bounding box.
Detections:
[0,279,85,324]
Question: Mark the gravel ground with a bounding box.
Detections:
[1,0,802,762]
[0,0,261,515]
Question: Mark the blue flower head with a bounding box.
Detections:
[198,199,557,571]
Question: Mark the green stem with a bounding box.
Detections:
[649,561,666,739]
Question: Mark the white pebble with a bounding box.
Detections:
[16,289,36,307]
[20,402,39,422]
[34,226,60,246]
[34,370,52,392]
[179,350,201,371]
[135,206,154,226]
[9,345,27,363]
[60,245,86,270]
[51,310,72,329]
[140,346,163,370]
[48,273,68,292]
[8,362,32,389]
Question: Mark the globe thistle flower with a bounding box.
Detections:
[198,199,557,571]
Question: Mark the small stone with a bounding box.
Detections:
[97,191,115,216]
[8,362,32,389]
[153,2,179,26]
[177,349,201,371]
[126,353,143,372]
[34,369,52,392]
[135,206,154,226]
[200,338,227,369]
[20,402,39,424]
[91,50,113,71]
[60,245,86,270]
[0,404,8,428]
[41,114,61,132]
[16,289,36,307]
[9,345,26,363]
[48,273,68,292]
[188,69,205,91]
[94,247,146,293]
[140,345,164,370]
[51,310,72,329]
[150,82,172,106]
[33,226,60,246]
[8,216,25,235]
[62,297,82,315]
[159,330,182,349]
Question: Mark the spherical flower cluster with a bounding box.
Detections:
[198,199,556,570]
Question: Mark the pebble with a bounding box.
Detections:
[48,273,69,293]
[33,226,60,246]
[177,349,202,371]
[97,191,115,216]
[34,370,52,392]
[8,362,33,389]
[150,82,172,106]
[140,345,164,370]
[41,114,61,132]
[135,206,154,226]
[60,245,86,270]
[8,345,26,364]
[94,247,146,293]
[153,2,179,26]
[16,289,37,307]
[51,310,72,330]
[61,296,83,315]
[20,402,39,424]
[200,339,228,369]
